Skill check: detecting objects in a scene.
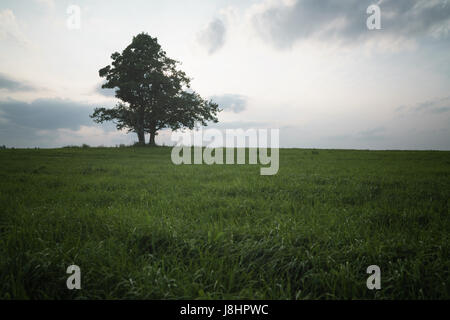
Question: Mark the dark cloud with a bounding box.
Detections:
[0,98,117,147]
[398,96,450,115]
[432,106,450,114]
[0,121,44,147]
[197,18,226,54]
[414,100,436,112]
[210,94,247,113]
[252,0,450,48]
[0,73,36,92]
[0,98,96,130]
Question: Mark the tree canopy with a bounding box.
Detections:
[91,33,220,146]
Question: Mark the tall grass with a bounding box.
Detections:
[0,147,448,299]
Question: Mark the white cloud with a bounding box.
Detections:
[0,9,31,47]
[33,0,55,9]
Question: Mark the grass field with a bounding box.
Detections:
[0,147,448,299]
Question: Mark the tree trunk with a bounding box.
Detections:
[137,105,145,145]
[137,129,145,145]
[149,129,157,146]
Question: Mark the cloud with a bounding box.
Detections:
[432,106,450,114]
[251,0,450,49]
[210,94,247,113]
[35,125,132,148]
[357,126,386,140]
[33,0,55,9]
[0,73,37,92]
[397,96,450,115]
[0,98,133,147]
[0,9,31,47]
[95,82,117,97]
[208,120,271,130]
[0,98,97,130]
[197,18,227,54]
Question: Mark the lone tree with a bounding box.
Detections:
[91,33,220,146]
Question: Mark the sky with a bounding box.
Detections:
[0,0,449,149]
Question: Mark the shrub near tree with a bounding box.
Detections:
[91,33,220,146]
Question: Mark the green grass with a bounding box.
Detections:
[0,147,448,299]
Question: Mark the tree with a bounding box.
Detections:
[91,33,220,146]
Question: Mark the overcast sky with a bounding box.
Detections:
[0,0,449,149]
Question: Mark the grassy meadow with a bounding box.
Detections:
[0,146,448,299]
